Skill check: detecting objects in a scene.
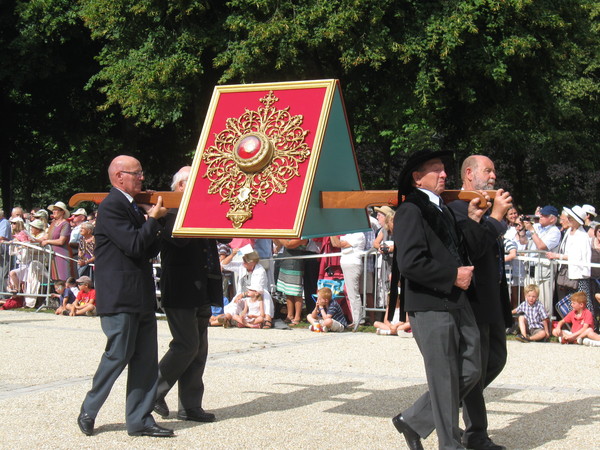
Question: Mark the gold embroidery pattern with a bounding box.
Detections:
[202,91,311,228]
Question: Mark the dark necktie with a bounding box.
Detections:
[131,202,144,219]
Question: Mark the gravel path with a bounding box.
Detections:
[0,311,598,449]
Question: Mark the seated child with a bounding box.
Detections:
[221,292,246,327]
[65,276,96,316]
[232,283,265,328]
[552,291,599,345]
[53,280,76,315]
[512,284,549,342]
[373,302,411,336]
[307,287,347,332]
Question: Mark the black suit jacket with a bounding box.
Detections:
[393,190,480,312]
[449,199,512,327]
[94,187,162,315]
[159,209,223,310]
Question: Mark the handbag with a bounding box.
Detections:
[555,293,573,319]
[556,263,578,290]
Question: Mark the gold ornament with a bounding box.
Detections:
[202,91,311,228]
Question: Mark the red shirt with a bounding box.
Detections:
[564,309,593,333]
[76,289,96,306]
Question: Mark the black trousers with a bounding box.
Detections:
[82,311,158,433]
[461,319,507,444]
[156,306,210,412]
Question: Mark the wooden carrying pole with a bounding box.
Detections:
[320,190,495,209]
[69,191,183,209]
[69,189,494,210]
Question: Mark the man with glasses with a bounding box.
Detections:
[520,205,561,315]
[77,155,171,437]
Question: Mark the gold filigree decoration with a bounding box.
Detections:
[202,91,311,228]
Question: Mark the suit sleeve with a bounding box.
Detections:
[99,196,162,260]
[449,200,506,261]
[394,203,458,295]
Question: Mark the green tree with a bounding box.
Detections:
[2,0,599,213]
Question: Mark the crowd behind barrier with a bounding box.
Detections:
[1,203,600,341]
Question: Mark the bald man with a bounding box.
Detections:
[77,155,172,437]
[449,155,513,450]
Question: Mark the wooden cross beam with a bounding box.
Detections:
[69,189,494,209]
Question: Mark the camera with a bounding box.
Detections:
[380,244,391,255]
[519,214,533,222]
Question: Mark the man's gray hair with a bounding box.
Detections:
[170,167,190,191]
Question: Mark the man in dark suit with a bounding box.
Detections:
[77,155,172,437]
[449,155,513,450]
[153,166,223,423]
[391,149,489,450]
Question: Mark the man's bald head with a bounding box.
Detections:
[108,155,144,196]
[461,155,496,190]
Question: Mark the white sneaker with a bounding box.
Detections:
[558,336,562,344]
[582,338,600,347]
[577,337,583,345]
[376,329,391,335]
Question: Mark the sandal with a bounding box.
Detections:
[284,317,293,324]
[290,320,300,326]
[263,319,273,329]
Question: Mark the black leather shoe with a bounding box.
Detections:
[153,397,169,418]
[177,408,216,423]
[392,414,424,450]
[463,437,506,450]
[128,424,175,437]
[77,408,95,436]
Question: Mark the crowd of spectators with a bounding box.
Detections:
[1,198,599,343]
[0,204,96,309]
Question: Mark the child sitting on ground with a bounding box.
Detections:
[307,287,347,332]
[53,280,76,315]
[552,291,600,346]
[65,276,96,316]
[512,284,549,342]
[373,302,411,336]
[232,284,265,328]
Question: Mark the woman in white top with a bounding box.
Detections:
[547,205,592,310]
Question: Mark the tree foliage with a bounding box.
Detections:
[1,0,598,213]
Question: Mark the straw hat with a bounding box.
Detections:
[47,201,70,218]
[374,206,395,216]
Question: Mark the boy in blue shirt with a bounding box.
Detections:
[307,287,348,332]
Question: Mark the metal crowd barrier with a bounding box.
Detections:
[507,250,600,319]
[265,248,382,330]
[0,241,54,310]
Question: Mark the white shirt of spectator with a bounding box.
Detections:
[531,223,561,252]
[339,232,366,266]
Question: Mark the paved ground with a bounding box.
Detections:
[0,311,599,449]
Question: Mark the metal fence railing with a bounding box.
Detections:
[0,241,56,310]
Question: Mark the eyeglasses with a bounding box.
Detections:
[121,170,144,178]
